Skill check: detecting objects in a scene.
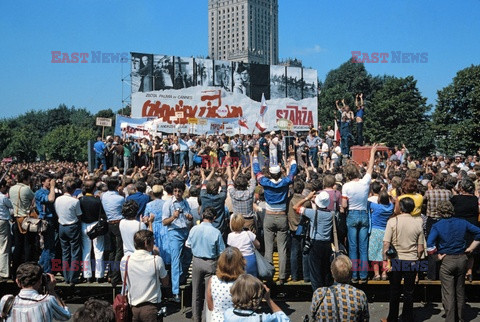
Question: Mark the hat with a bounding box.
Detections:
[408,162,416,170]
[270,131,276,136]
[315,191,330,209]
[152,185,163,194]
[441,169,448,174]
[269,165,281,174]
[421,179,430,187]
[222,143,231,152]
[450,173,458,178]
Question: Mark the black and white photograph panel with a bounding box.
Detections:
[173,56,194,89]
[153,55,174,90]
[302,68,318,98]
[286,66,302,101]
[214,60,233,92]
[195,58,214,87]
[232,62,250,96]
[270,65,286,99]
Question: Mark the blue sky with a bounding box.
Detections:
[1,0,479,118]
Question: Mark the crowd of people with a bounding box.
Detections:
[0,125,479,321]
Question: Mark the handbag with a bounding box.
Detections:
[87,206,109,240]
[253,247,275,281]
[17,187,47,234]
[385,217,398,259]
[330,196,347,261]
[113,256,131,322]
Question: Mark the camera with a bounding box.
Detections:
[41,273,50,293]
[157,306,167,317]
[302,238,312,255]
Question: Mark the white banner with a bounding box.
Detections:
[131,87,317,134]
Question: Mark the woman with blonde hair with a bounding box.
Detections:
[227,214,260,276]
[223,274,289,321]
[206,247,246,321]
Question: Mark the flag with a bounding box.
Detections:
[334,120,341,142]
[238,117,249,129]
[255,121,266,132]
[259,93,268,117]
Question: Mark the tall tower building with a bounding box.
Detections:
[208,0,278,65]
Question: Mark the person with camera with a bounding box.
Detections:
[35,175,58,274]
[0,262,71,321]
[122,230,169,322]
[293,190,334,291]
[9,169,37,279]
[287,180,311,282]
[381,197,425,322]
[186,206,225,322]
[162,179,193,303]
[310,255,369,321]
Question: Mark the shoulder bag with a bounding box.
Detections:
[330,196,347,261]
[113,256,131,322]
[252,240,274,281]
[17,187,47,234]
[385,217,398,259]
[87,203,109,240]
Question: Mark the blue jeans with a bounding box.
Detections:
[38,219,57,273]
[340,122,351,156]
[346,210,369,280]
[95,153,107,171]
[168,228,192,295]
[308,147,318,168]
[290,233,310,281]
[179,151,188,168]
[245,253,258,277]
[58,222,82,284]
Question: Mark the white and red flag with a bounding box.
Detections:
[334,120,341,141]
[259,93,268,117]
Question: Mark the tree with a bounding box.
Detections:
[432,65,480,155]
[365,76,434,157]
[40,125,96,161]
[3,124,41,162]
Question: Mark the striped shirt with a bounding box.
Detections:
[310,283,368,322]
[0,289,71,322]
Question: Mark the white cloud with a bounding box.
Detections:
[293,44,326,55]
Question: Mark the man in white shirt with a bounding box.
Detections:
[123,230,169,321]
[54,179,82,285]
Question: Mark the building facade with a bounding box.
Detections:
[208,0,278,65]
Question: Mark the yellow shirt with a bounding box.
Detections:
[398,193,423,216]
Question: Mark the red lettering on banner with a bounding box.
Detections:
[51,259,61,271]
[276,105,313,126]
[141,90,243,123]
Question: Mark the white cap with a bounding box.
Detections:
[269,165,281,174]
[315,191,330,209]
[270,131,276,135]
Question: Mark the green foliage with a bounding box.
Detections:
[432,65,480,155]
[365,76,434,157]
[1,105,117,162]
[39,125,96,161]
[3,124,41,162]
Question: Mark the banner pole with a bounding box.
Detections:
[102,126,105,140]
